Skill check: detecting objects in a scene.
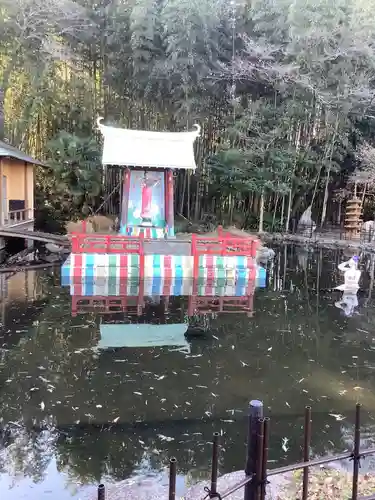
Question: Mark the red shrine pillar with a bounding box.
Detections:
[121,167,130,231]
[165,169,174,236]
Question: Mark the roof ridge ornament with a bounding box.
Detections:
[193,124,201,136]
[97,116,104,129]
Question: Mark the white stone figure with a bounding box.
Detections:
[334,291,359,317]
[297,205,316,236]
[335,255,361,317]
[336,255,361,291]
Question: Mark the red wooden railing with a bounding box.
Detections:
[71,295,144,317]
[71,293,255,317]
[191,235,257,255]
[71,232,145,255]
[187,294,254,317]
[70,227,258,272]
[191,231,258,280]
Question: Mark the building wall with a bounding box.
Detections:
[1,158,34,211]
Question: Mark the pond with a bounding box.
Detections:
[1,244,375,499]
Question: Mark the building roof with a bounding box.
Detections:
[97,117,201,170]
[0,139,43,166]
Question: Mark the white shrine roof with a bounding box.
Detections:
[97,118,201,170]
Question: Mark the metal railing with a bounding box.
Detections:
[96,401,375,499]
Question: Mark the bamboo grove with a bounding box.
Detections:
[2,0,375,230]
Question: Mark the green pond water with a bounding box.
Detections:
[1,244,375,498]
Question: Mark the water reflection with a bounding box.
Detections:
[1,247,375,498]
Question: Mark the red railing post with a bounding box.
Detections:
[139,232,145,280]
[71,234,79,253]
[191,234,198,280]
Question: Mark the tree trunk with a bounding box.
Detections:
[280,195,285,230]
[285,189,293,232]
[179,172,187,215]
[258,190,264,233]
[320,166,331,227]
[272,194,279,230]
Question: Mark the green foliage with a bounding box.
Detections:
[47,131,102,212]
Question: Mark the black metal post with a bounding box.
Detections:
[210,432,220,497]
[260,417,270,500]
[352,404,361,500]
[169,457,177,500]
[244,400,263,500]
[255,418,265,500]
[97,483,105,500]
[302,406,312,500]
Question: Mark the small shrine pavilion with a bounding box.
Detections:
[97,118,201,238]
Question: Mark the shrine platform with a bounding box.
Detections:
[61,231,262,284]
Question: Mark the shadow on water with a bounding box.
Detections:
[1,245,375,497]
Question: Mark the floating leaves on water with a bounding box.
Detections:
[112,417,120,423]
[268,347,273,351]
[133,392,142,396]
[155,375,165,380]
[329,413,345,421]
[157,434,174,442]
[8,421,22,428]
[281,437,289,452]
[285,402,291,408]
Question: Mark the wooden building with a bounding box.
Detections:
[0,139,41,230]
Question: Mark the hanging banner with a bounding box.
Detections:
[127,170,165,228]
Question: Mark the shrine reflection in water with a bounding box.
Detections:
[69,275,264,351]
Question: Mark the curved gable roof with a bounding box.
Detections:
[97,118,201,170]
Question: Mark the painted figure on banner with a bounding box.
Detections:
[127,170,165,228]
[140,172,161,225]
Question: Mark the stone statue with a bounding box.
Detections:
[297,205,316,236]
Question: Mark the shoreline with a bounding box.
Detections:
[261,231,375,252]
